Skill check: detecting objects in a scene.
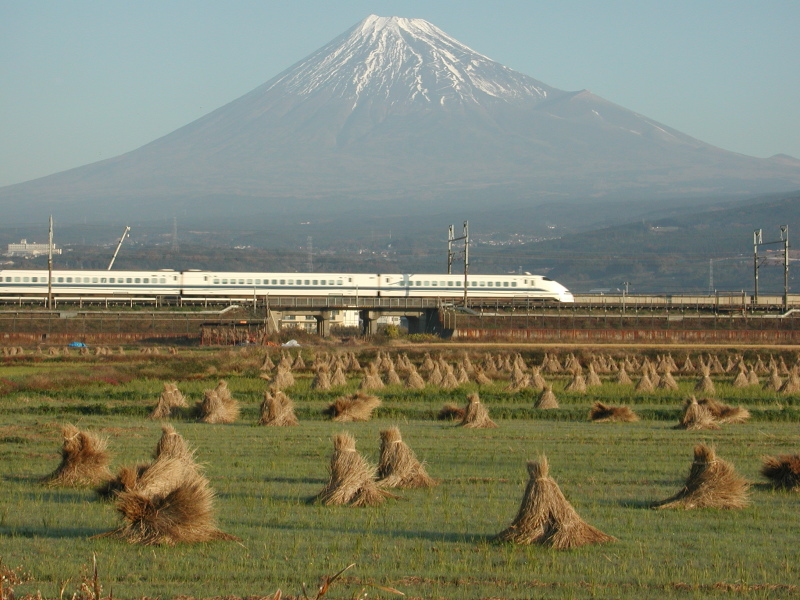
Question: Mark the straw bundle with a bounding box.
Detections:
[589,402,639,423]
[697,397,750,424]
[154,424,193,461]
[314,433,388,507]
[473,367,493,385]
[564,372,587,393]
[149,383,187,419]
[43,424,112,487]
[615,365,633,385]
[110,462,238,545]
[377,427,437,489]
[779,369,800,394]
[536,385,559,410]
[635,373,654,392]
[440,366,459,389]
[657,371,679,391]
[359,364,384,390]
[196,381,240,424]
[760,454,800,491]
[330,365,348,387]
[324,392,381,422]
[272,366,296,390]
[654,444,749,510]
[695,369,716,393]
[746,367,759,386]
[460,393,497,428]
[456,365,471,385]
[405,367,426,389]
[437,403,466,421]
[731,368,749,388]
[291,353,306,370]
[260,352,275,372]
[311,365,332,391]
[763,367,783,392]
[258,389,299,426]
[675,396,720,430]
[530,367,547,391]
[385,366,403,386]
[420,353,435,373]
[427,364,444,387]
[495,457,615,549]
[585,365,602,387]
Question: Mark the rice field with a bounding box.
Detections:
[1,346,800,599]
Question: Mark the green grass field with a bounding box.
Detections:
[1,347,799,599]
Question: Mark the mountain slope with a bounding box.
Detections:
[2,15,799,224]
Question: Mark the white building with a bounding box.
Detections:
[5,239,61,257]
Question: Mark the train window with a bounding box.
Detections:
[246,279,253,285]
[135,278,141,283]
[415,281,421,286]
[221,279,228,284]
[238,279,244,285]
[313,280,318,285]
[160,278,166,284]
[272,279,277,285]
[431,281,438,287]
[487,282,493,287]
[255,279,261,285]
[3,277,8,282]
[479,281,485,287]
[456,281,462,286]
[22,277,29,282]
[511,282,517,287]
[31,277,38,282]
[336,280,342,285]
[280,279,285,285]
[503,282,509,287]
[288,279,294,285]
[424,281,429,286]
[213,279,219,284]
[66,277,72,283]
[126,278,132,283]
[304,280,310,285]
[143,278,149,284]
[92,277,98,283]
[58,277,64,283]
[100,278,107,284]
[446,281,453,287]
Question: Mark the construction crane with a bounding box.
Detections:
[108,226,131,270]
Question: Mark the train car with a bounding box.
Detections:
[379,273,574,301]
[0,268,574,303]
[0,269,181,297]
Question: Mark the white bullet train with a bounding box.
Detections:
[0,269,575,302]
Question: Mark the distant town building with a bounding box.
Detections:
[5,239,61,257]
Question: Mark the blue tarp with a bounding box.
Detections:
[67,341,88,348]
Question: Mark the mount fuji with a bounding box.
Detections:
[2,15,799,225]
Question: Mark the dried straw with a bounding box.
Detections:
[258,389,299,426]
[535,385,559,410]
[697,397,750,424]
[377,427,437,489]
[760,454,800,491]
[675,396,720,430]
[589,402,639,423]
[43,424,112,487]
[495,456,615,549]
[324,392,381,422]
[654,444,749,510]
[460,393,497,428]
[314,433,388,507]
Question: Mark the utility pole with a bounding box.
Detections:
[108,226,131,270]
[753,229,762,304]
[782,225,790,310]
[47,215,53,309]
[446,221,470,305]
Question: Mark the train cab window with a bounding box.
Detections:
[543,277,553,281]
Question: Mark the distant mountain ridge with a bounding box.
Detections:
[2,14,800,225]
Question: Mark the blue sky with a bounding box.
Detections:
[1,0,798,187]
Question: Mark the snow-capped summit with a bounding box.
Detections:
[1,14,799,225]
[267,15,553,105]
